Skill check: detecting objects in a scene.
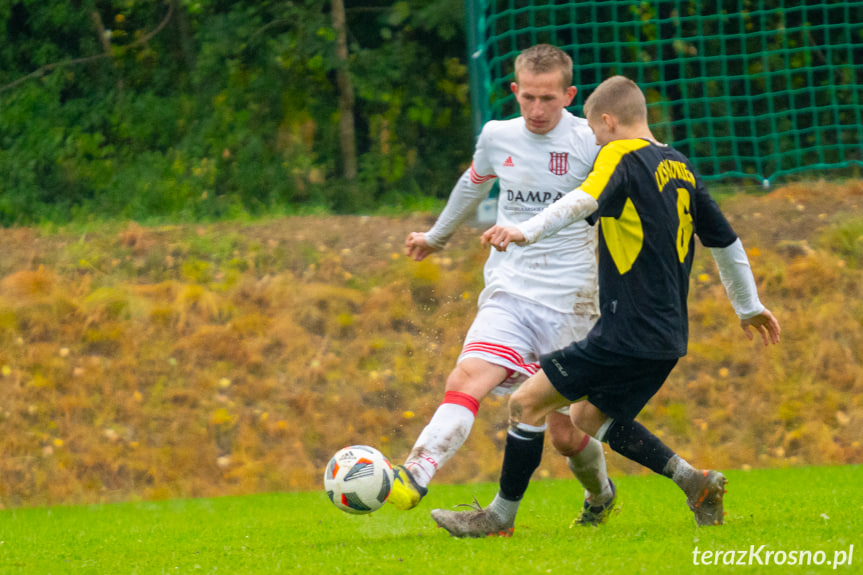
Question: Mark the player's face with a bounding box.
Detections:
[512,70,576,135]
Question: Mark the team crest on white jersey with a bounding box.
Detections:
[549,152,568,176]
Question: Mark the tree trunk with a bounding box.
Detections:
[331,0,357,181]
[91,10,123,93]
[170,0,196,77]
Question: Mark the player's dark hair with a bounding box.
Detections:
[584,75,647,126]
[514,44,573,90]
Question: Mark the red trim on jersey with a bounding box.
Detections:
[442,390,480,416]
[469,163,497,185]
[461,342,540,375]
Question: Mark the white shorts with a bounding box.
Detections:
[458,291,598,398]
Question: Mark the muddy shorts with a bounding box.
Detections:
[459,291,597,406]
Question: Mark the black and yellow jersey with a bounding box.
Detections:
[580,138,737,359]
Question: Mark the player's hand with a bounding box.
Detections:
[741,308,781,346]
[481,225,526,252]
[405,232,440,261]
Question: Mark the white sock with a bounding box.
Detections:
[486,492,520,523]
[404,403,475,488]
[666,454,697,488]
[567,436,612,504]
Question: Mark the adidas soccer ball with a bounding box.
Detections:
[323,445,393,514]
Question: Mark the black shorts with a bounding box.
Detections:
[540,340,678,422]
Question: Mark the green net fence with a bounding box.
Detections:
[466,1,863,184]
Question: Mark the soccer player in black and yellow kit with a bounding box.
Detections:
[432,75,781,537]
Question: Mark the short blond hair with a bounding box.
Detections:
[583,76,647,126]
[514,44,573,90]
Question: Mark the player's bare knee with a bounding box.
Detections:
[545,412,578,455]
[443,366,469,392]
[444,361,482,394]
[549,427,578,455]
[507,393,526,427]
[509,390,545,427]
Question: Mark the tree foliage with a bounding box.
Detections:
[0,0,472,224]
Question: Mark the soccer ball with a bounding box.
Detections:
[323,445,393,514]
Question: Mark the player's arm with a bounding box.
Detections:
[481,189,598,251]
[406,167,494,261]
[708,238,781,345]
[693,174,780,346]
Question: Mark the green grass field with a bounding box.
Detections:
[0,465,859,574]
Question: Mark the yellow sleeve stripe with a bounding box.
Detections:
[580,139,651,200]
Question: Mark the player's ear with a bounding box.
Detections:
[564,86,577,105]
[511,81,519,96]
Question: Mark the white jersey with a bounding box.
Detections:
[425,110,600,314]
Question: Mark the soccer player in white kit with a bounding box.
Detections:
[389,44,616,527]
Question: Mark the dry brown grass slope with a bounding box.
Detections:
[0,181,861,508]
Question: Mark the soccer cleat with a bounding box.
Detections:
[388,465,428,510]
[430,499,515,538]
[572,478,617,526]
[682,470,728,526]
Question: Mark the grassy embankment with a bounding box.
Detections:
[0,180,860,508]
